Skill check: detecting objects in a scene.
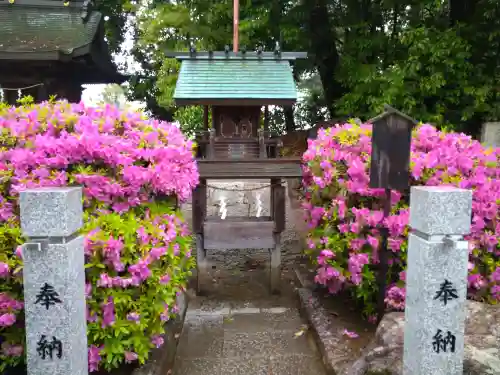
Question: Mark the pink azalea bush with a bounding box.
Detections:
[302,121,500,317]
[0,100,198,372]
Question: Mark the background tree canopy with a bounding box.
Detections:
[101,0,500,137]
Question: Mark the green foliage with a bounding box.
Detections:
[131,0,310,129]
[16,95,34,106]
[83,204,194,370]
[330,0,500,134]
[0,224,25,371]
[174,106,208,139]
[336,26,492,132]
[126,0,500,136]
[95,0,136,53]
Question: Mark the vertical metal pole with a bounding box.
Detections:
[377,187,392,323]
[233,0,239,52]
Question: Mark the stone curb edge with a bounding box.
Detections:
[131,291,188,375]
[294,269,337,375]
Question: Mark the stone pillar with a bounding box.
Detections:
[20,187,88,375]
[403,186,472,375]
[480,121,500,148]
[271,181,285,294]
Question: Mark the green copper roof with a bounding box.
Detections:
[0,5,101,58]
[174,59,298,105]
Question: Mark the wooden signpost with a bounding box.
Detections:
[368,104,417,322]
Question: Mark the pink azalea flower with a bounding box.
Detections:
[124,351,138,363]
[88,345,102,372]
[151,335,164,348]
[342,329,359,339]
[0,262,9,278]
[127,312,140,323]
[0,313,16,327]
[303,120,499,314]
[101,297,115,328]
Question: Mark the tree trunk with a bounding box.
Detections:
[305,0,344,118]
[284,106,295,133]
[449,0,478,25]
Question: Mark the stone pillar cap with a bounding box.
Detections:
[409,186,472,235]
[20,187,83,237]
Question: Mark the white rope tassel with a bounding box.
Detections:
[219,197,227,220]
[17,89,22,100]
[255,192,262,218]
[0,88,3,103]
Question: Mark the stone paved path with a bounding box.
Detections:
[175,181,325,374]
[172,270,328,375]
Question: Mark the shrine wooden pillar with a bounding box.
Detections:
[53,82,82,103]
[203,105,209,129]
[264,105,269,130]
[37,82,49,103]
[4,89,18,105]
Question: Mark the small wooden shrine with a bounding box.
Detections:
[167,45,307,294]
[0,0,126,104]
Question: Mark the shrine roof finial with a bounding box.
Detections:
[165,50,307,61]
